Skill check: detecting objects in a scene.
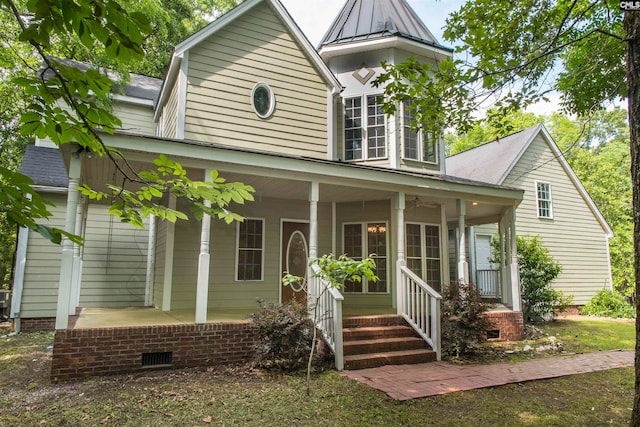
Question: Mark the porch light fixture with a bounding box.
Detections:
[367,224,386,234]
[471,201,479,206]
[251,82,275,119]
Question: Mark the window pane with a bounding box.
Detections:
[237,219,263,280]
[426,258,441,291]
[406,224,422,258]
[423,132,437,163]
[424,225,440,259]
[403,101,419,159]
[367,222,387,293]
[345,97,363,160]
[367,95,386,158]
[343,223,363,293]
[368,258,387,293]
[343,224,363,258]
[537,182,552,217]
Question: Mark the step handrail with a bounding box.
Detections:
[398,264,442,360]
[309,263,344,370]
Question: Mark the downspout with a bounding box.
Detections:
[10,224,29,334]
[145,215,156,306]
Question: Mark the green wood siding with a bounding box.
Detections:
[183,3,328,158]
[79,204,148,307]
[504,134,611,304]
[163,80,179,138]
[112,102,156,136]
[167,197,332,310]
[20,195,66,318]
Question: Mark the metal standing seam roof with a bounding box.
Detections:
[319,0,450,50]
[20,145,69,189]
[445,125,543,185]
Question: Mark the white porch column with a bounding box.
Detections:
[309,181,319,260]
[394,192,405,313]
[145,215,156,306]
[55,153,82,330]
[439,204,449,286]
[456,199,469,283]
[509,206,522,311]
[196,170,214,324]
[468,226,476,286]
[195,213,211,323]
[308,181,319,313]
[68,200,84,315]
[162,195,176,311]
[498,218,507,303]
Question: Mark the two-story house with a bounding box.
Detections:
[11,0,526,380]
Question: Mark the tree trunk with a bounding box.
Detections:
[627,12,640,427]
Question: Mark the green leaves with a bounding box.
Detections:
[296,254,379,291]
[80,157,255,228]
[0,165,82,245]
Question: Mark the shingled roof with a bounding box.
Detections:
[20,145,68,189]
[446,125,543,185]
[319,0,449,50]
[40,58,163,103]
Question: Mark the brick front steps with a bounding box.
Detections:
[342,315,436,370]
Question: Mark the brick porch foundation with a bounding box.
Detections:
[17,317,56,332]
[483,311,525,341]
[51,322,258,382]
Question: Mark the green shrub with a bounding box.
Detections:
[580,289,635,319]
[441,281,492,357]
[248,299,314,371]
[515,236,572,322]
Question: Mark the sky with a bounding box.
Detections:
[278,0,560,117]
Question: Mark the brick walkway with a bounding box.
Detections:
[341,349,634,401]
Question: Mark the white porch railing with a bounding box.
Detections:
[477,269,501,299]
[398,265,442,360]
[308,264,345,371]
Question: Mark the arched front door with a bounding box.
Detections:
[281,221,309,304]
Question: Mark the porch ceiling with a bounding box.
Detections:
[72,143,514,225]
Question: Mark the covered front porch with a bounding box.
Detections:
[46,134,524,376]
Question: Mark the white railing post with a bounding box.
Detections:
[310,264,344,371]
[333,298,344,370]
[398,265,442,361]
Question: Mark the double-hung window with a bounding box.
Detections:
[402,100,437,164]
[536,182,553,218]
[344,94,387,161]
[342,222,388,293]
[236,218,264,281]
[406,223,441,290]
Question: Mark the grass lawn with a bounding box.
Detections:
[0,318,635,426]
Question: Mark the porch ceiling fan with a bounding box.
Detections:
[410,197,438,209]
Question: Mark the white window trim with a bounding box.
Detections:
[405,222,442,286]
[535,181,554,219]
[251,82,276,119]
[401,100,439,165]
[342,93,388,162]
[235,217,266,282]
[342,221,389,294]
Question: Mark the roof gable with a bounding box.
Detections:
[446,124,612,236]
[156,0,341,116]
[446,125,541,185]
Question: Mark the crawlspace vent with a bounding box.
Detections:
[487,330,500,340]
[141,351,173,367]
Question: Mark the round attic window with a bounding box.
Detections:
[251,82,275,118]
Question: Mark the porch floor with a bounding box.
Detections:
[72,306,397,329]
